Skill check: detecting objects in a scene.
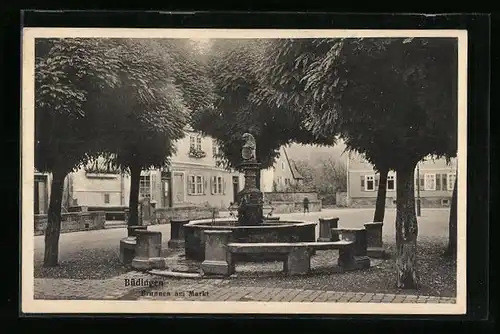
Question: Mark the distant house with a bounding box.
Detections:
[346,152,457,208]
[260,145,304,192]
[33,127,244,213]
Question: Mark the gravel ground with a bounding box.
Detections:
[34,239,176,280]
[33,209,455,297]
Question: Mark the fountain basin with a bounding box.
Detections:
[184,218,317,262]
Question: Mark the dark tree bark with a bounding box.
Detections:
[128,163,141,230]
[445,176,457,257]
[43,169,66,267]
[395,162,419,289]
[373,168,389,222]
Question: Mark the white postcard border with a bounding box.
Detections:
[21,28,468,315]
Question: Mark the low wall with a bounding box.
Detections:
[349,197,452,208]
[264,191,318,202]
[270,200,322,214]
[34,211,106,236]
[336,192,348,207]
[67,205,127,221]
[153,206,220,225]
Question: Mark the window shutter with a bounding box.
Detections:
[375,175,379,188]
[223,178,226,195]
[360,176,365,191]
[187,175,192,195]
[210,176,214,194]
[151,173,156,200]
[436,174,441,191]
[203,177,207,195]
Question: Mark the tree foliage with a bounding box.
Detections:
[293,158,347,194]
[254,37,458,289]
[190,39,335,173]
[35,38,214,264]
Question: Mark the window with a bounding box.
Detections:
[365,175,375,191]
[139,175,151,198]
[387,175,395,191]
[196,176,203,194]
[104,193,110,204]
[189,135,202,151]
[436,174,441,190]
[212,176,224,194]
[281,162,285,170]
[447,173,456,191]
[188,175,205,195]
[285,178,290,185]
[424,173,436,191]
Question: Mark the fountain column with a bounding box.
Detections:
[236,133,264,226]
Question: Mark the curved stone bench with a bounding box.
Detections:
[168,218,190,249]
[318,217,340,242]
[119,236,137,265]
[131,230,167,270]
[200,229,370,277]
[331,227,371,267]
[364,222,387,258]
[228,241,363,276]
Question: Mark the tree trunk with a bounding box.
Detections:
[395,163,419,289]
[43,169,66,267]
[445,176,457,257]
[373,168,389,222]
[128,163,141,229]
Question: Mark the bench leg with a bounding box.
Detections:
[338,247,371,271]
[283,248,311,275]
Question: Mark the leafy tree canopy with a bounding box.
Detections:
[191,39,335,171]
[254,37,458,170]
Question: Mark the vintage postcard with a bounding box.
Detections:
[22,28,467,315]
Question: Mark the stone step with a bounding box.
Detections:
[148,269,202,279]
[105,221,127,229]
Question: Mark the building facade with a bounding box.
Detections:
[34,128,245,213]
[260,145,304,192]
[347,152,457,208]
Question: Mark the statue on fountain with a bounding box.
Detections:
[236,133,264,226]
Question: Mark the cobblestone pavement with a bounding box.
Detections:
[34,272,456,304]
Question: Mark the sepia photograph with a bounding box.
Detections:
[21,28,467,315]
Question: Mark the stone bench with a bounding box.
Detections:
[168,218,190,249]
[119,236,137,265]
[131,230,167,270]
[200,229,369,277]
[364,222,387,258]
[318,217,340,242]
[119,225,148,265]
[331,227,371,267]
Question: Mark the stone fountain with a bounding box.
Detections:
[236,133,264,226]
[183,133,317,261]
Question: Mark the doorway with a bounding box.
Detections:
[172,172,185,205]
[161,172,172,208]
